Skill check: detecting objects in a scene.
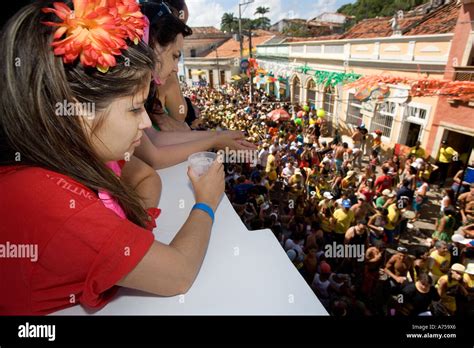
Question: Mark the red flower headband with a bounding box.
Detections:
[42,0,147,73]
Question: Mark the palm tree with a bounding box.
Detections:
[253,17,271,30]
[254,6,270,17]
[221,12,238,33]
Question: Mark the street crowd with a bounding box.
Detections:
[184,83,474,316]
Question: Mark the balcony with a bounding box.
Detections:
[256,34,453,67]
[454,66,474,82]
[256,45,289,58]
[53,162,327,315]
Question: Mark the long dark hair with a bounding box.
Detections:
[0,0,155,227]
[140,0,192,50]
[140,0,192,124]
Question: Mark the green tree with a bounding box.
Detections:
[253,16,271,30]
[254,6,270,17]
[220,12,239,33]
[282,22,311,37]
[337,0,430,23]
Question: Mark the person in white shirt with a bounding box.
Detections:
[258,144,269,168]
[281,162,295,181]
[269,141,280,154]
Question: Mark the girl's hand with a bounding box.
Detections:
[214,131,258,151]
[187,160,225,212]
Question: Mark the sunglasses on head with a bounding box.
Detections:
[139,0,176,24]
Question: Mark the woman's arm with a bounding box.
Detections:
[159,73,187,122]
[135,130,256,170]
[148,129,219,147]
[117,161,224,296]
[121,156,162,208]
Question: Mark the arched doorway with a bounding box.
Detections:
[322,85,336,136]
[306,79,317,110]
[291,76,301,103]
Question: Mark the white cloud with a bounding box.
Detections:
[306,0,339,20]
[186,0,343,29]
[186,0,226,28]
[222,0,286,26]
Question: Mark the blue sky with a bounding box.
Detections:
[187,0,357,29]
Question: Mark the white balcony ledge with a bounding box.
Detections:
[53,162,327,315]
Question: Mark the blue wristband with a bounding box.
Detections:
[192,203,215,224]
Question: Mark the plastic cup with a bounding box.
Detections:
[188,151,217,177]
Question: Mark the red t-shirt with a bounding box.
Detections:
[374,174,393,193]
[0,166,155,315]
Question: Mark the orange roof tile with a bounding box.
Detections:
[341,16,423,39]
[190,27,224,35]
[404,2,460,36]
[204,35,274,58]
[341,2,460,39]
[286,34,342,42]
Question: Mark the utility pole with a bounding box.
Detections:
[215,45,220,87]
[249,26,254,104]
[238,0,254,62]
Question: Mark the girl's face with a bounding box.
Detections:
[84,83,152,162]
[155,34,184,85]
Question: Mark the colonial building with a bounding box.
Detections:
[256,0,472,161]
[426,0,474,165]
[183,30,274,88]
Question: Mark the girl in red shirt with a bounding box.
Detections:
[0,0,224,315]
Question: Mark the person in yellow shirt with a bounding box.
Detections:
[331,200,355,244]
[409,141,426,159]
[429,240,451,284]
[384,202,400,245]
[437,140,459,188]
[463,263,474,307]
[463,263,474,289]
[436,263,466,315]
[265,149,278,182]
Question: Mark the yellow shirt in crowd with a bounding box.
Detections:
[429,250,451,277]
[333,208,354,234]
[410,146,425,159]
[385,203,399,230]
[438,146,458,163]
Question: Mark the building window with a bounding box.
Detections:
[322,86,336,136]
[306,79,317,109]
[188,69,192,79]
[220,70,226,85]
[346,93,363,126]
[405,105,427,121]
[370,101,397,138]
[190,49,196,57]
[292,76,301,103]
[208,70,214,87]
[323,86,335,115]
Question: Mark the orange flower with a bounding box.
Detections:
[42,0,146,72]
[115,0,146,44]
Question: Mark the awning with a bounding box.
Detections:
[191,69,206,76]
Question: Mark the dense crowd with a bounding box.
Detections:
[184,83,474,316]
